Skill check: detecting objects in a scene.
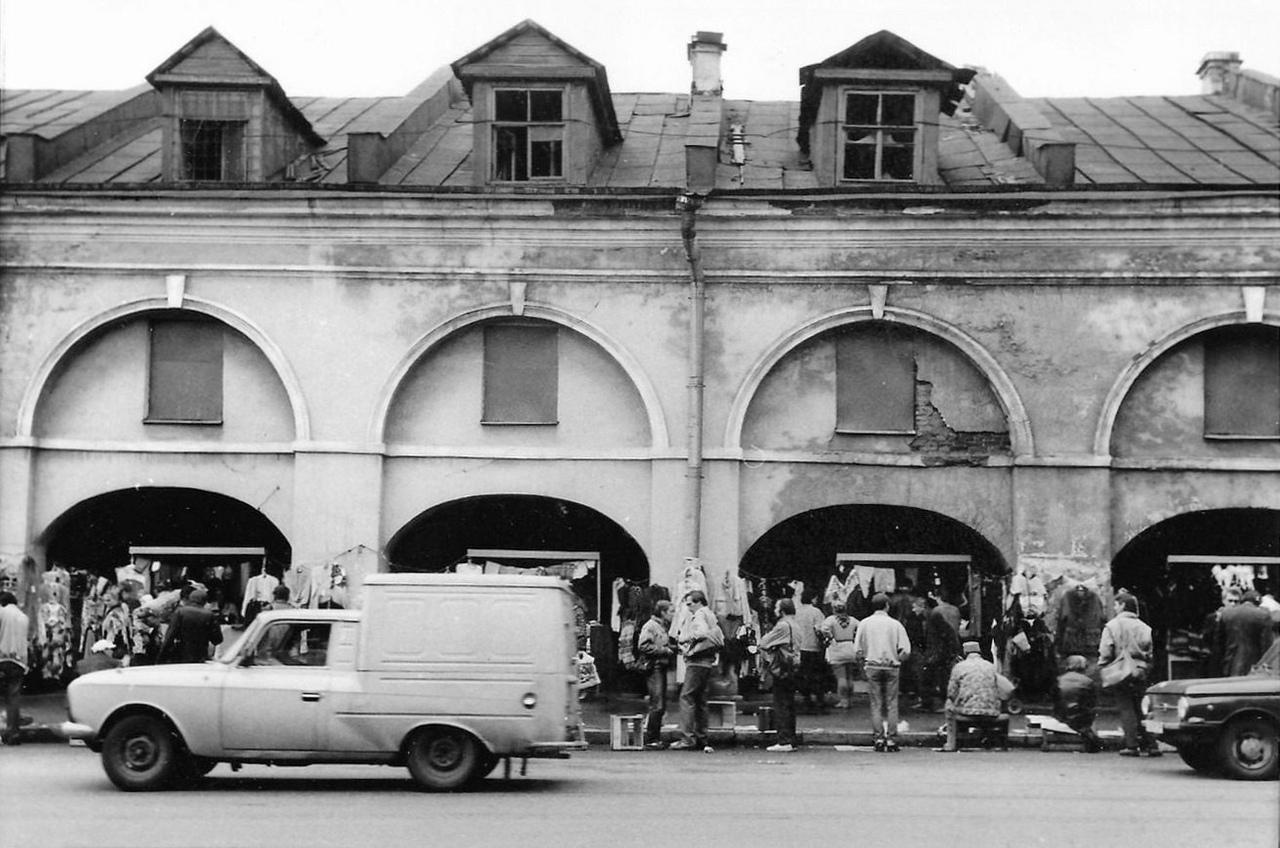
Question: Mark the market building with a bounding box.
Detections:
[1,21,1277,690]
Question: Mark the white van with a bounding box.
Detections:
[63,573,586,791]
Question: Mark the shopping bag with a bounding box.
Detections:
[1099,654,1137,688]
[576,651,602,689]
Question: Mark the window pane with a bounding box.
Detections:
[530,139,562,177]
[483,324,558,424]
[148,321,223,422]
[882,143,915,180]
[836,327,915,432]
[529,90,562,122]
[882,94,915,126]
[846,93,878,126]
[1205,327,1280,437]
[843,142,876,180]
[494,126,527,180]
[495,90,528,122]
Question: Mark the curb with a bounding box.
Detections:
[583,727,1121,751]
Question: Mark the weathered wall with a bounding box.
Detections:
[385,322,651,448]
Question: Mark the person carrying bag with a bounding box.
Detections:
[1098,592,1160,757]
[758,598,802,752]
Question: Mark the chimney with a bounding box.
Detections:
[1197,51,1242,95]
[688,31,727,96]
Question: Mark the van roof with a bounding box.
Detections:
[362,573,574,591]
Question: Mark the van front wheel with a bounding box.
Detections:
[405,728,480,791]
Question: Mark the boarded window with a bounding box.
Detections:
[147,320,223,423]
[836,327,915,433]
[1204,327,1280,438]
[483,324,558,424]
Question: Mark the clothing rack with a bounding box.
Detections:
[465,549,601,618]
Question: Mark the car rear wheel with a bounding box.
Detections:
[1216,717,1279,781]
[1175,741,1219,774]
[102,714,181,791]
[405,727,481,791]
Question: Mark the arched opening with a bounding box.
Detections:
[42,487,290,604]
[1112,508,1280,681]
[741,504,1008,633]
[386,495,650,688]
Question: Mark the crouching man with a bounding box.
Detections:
[1055,654,1102,752]
[936,641,1001,752]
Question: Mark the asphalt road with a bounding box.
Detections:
[1,743,1276,848]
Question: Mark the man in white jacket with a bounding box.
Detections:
[670,591,722,750]
[852,592,911,752]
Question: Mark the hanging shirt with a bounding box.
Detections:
[241,573,279,617]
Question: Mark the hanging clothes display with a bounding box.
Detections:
[1055,583,1104,659]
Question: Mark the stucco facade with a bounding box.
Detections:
[1,24,1277,675]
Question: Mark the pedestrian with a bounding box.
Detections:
[1099,591,1161,758]
[793,589,827,710]
[268,583,293,611]
[759,598,801,752]
[1215,589,1275,677]
[157,587,223,664]
[0,590,31,746]
[852,592,912,752]
[935,641,1002,752]
[918,593,961,712]
[670,590,722,751]
[637,599,675,749]
[1054,654,1101,752]
[819,601,859,709]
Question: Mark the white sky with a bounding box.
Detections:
[1,0,1277,100]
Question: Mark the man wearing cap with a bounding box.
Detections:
[1215,588,1275,677]
[851,592,912,752]
[936,641,1002,752]
[157,587,223,664]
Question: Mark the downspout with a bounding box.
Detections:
[677,192,706,561]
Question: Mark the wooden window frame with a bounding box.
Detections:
[179,118,246,182]
[839,89,920,183]
[491,88,565,183]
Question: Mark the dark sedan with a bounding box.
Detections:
[1142,639,1280,780]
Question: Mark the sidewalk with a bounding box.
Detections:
[5,687,1133,751]
[577,691,1132,750]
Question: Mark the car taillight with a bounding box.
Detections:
[1176,696,1189,720]
[1140,695,1150,715]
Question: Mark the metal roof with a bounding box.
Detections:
[3,83,1276,188]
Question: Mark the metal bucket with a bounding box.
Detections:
[756,706,775,731]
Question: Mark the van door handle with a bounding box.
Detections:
[301,692,322,702]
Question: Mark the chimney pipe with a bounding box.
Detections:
[1197,51,1242,95]
[688,31,727,96]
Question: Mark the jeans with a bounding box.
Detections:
[644,667,668,743]
[679,664,715,745]
[865,664,901,739]
[1114,677,1156,750]
[0,660,24,740]
[772,677,797,745]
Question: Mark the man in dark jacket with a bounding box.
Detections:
[158,588,223,664]
[1217,589,1276,676]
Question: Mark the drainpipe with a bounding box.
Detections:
[677,192,707,561]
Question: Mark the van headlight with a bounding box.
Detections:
[1176,697,1189,721]
[522,693,538,710]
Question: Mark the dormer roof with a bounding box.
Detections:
[450,19,621,145]
[798,30,977,153]
[146,26,324,147]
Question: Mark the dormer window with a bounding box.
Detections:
[493,88,564,181]
[179,119,245,181]
[842,91,917,181]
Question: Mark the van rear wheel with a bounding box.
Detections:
[405,728,481,791]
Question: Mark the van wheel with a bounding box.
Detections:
[1217,717,1279,781]
[102,715,181,791]
[405,728,480,791]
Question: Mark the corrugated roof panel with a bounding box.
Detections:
[68,130,163,183]
[399,119,472,186]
